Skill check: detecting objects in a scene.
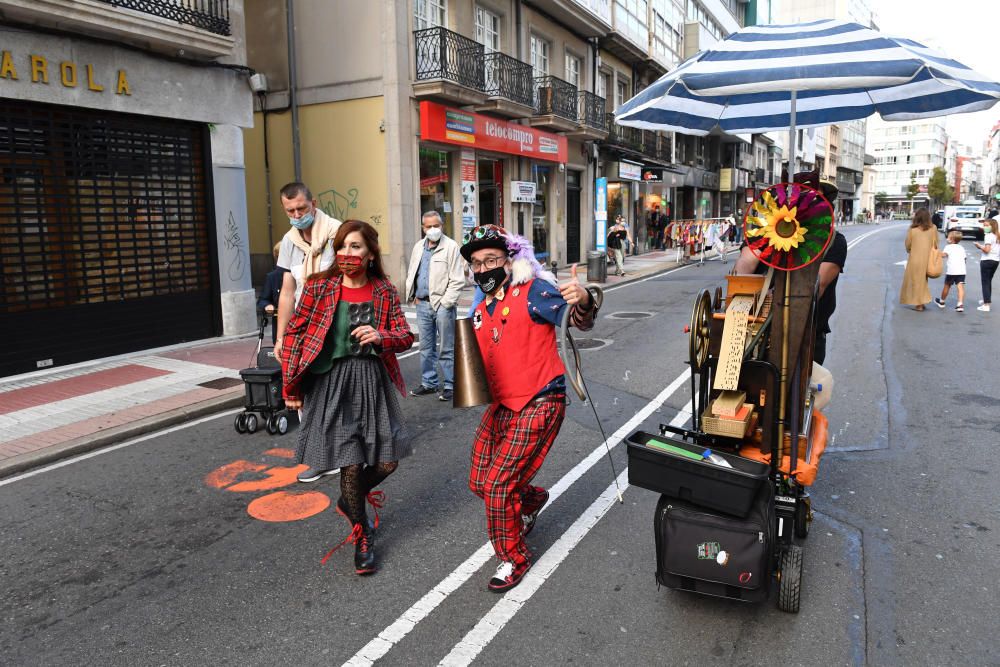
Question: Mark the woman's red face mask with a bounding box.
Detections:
[336,253,365,276]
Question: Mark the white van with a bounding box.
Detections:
[943,202,986,240]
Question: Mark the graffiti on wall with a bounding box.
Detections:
[316,185,387,248]
[223,210,248,282]
[317,186,359,222]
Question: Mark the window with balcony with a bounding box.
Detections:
[415,0,447,30]
[531,35,550,76]
[597,71,611,99]
[616,79,629,110]
[475,6,500,53]
[565,53,581,89]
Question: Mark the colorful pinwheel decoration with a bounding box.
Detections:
[744,183,834,271]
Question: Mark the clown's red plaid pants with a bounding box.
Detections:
[469,396,566,567]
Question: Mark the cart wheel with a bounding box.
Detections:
[245,413,258,434]
[777,545,803,613]
[275,414,289,435]
[266,415,278,435]
[234,413,247,434]
[795,495,812,539]
[688,289,712,371]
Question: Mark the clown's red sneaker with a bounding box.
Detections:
[488,560,530,593]
[521,489,549,536]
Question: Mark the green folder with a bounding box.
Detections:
[646,438,705,461]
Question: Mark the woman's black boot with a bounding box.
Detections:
[354,522,376,575]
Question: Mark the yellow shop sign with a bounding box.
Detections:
[0,51,131,95]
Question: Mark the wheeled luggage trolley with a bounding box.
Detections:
[234,313,290,436]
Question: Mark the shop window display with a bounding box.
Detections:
[419,148,455,236]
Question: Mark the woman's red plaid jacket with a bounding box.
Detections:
[280,275,413,401]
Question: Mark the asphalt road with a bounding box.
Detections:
[2,221,997,666]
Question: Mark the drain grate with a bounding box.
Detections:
[570,338,611,351]
[606,311,655,320]
[198,377,244,390]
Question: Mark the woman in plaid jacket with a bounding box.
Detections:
[280,219,413,575]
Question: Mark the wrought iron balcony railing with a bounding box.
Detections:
[605,114,643,152]
[534,75,578,121]
[414,26,485,91]
[94,0,230,36]
[577,91,607,131]
[483,51,533,107]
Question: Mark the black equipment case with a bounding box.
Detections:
[626,431,769,518]
[653,483,775,602]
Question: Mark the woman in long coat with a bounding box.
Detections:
[900,208,938,311]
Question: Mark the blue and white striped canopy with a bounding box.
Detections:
[616,19,1000,135]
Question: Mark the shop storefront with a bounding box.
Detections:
[0,28,253,377]
[418,101,567,256]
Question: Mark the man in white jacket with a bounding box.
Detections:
[405,211,466,401]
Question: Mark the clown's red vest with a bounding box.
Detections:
[473,279,566,411]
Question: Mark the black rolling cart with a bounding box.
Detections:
[234,313,290,436]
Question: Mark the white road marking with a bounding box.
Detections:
[343,371,692,667]
[438,404,692,666]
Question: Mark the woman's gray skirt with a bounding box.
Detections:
[296,356,411,471]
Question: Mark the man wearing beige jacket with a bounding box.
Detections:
[272,182,341,362]
[405,211,466,401]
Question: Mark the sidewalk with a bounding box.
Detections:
[0,248,700,477]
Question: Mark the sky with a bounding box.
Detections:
[874,0,1000,151]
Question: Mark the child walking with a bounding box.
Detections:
[973,218,998,312]
[934,231,967,312]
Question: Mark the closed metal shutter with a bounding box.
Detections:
[0,100,220,377]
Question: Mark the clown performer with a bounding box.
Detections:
[460,225,600,592]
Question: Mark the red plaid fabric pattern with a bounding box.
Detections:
[469,398,566,567]
[281,276,413,401]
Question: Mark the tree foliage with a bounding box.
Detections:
[906,171,921,200]
[926,167,953,206]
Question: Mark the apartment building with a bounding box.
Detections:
[988,121,1000,205]
[869,116,947,212]
[0,0,255,377]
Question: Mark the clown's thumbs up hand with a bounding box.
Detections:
[559,263,590,306]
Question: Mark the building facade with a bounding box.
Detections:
[241,0,746,282]
[0,0,255,377]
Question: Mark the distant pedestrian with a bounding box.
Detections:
[257,242,287,343]
[280,220,413,575]
[607,216,630,276]
[934,231,967,312]
[405,211,465,401]
[899,208,938,312]
[973,218,998,312]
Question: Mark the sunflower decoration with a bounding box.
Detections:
[744,183,834,271]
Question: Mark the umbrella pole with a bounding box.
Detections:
[777,269,791,458]
[788,90,797,175]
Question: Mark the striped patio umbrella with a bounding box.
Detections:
[615,19,1000,137]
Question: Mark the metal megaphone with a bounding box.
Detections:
[453,316,493,408]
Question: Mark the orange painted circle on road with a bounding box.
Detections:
[227,464,307,493]
[204,460,268,489]
[262,447,295,459]
[247,490,331,522]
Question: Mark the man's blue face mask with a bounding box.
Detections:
[289,211,314,230]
